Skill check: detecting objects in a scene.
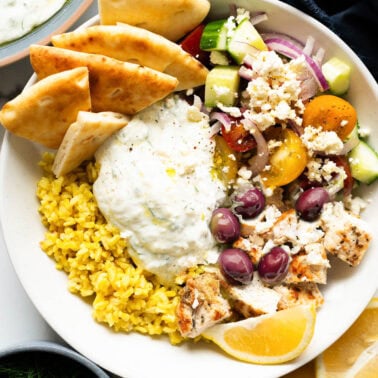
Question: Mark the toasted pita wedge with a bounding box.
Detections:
[51,24,208,91]
[98,0,210,42]
[0,67,91,149]
[53,111,129,177]
[29,45,178,114]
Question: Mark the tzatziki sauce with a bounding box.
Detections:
[0,0,66,45]
[94,96,226,284]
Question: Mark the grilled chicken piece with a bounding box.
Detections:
[220,273,281,317]
[284,243,330,285]
[320,202,372,266]
[274,283,324,310]
[176,272,231,338]
[232,237,263,265]
[271,209,325,253]
[239,204,282,238]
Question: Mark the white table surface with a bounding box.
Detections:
[0,1,98,352]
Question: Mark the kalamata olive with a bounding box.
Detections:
[219,248,254,284]
[258,247,289,284]
[210,208,240,243]
[295,187,330,221]
[233,188,265,219]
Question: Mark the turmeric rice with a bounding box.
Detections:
[36,153,183,344]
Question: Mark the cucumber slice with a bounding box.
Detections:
[204,66,240,108]
[348,140,378,184]
[227,19,267,64]
[200,19,230,51]
[322,57,351,95]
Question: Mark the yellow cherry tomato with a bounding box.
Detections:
[213,135,239,184]
[260,128,308,188]
[302,94,357,140]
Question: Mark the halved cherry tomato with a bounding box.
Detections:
[213,135,239,184]
[329,155,354,196]
[303,94,357,140]
[180,24,210,66]
[221,122,257,152]
[260,128,308,188]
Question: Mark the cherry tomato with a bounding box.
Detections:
[221,122,257,153]
[260,128,308,188]
[303,94,357,140]
[213,135,239,184]
[180,24,210,66]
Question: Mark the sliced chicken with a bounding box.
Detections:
[284,243,330,285]
[274,282,324,310]
[320,202,372,266]
[220,273,281,317]
[176,272,231,338]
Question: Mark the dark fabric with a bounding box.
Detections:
[282,0,378,81]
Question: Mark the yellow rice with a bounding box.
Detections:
[36,153,183,344]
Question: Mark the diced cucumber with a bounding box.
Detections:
[210,50,230,66]
[322,57,351,95]
[227,19,267,64]
[348,140,378,184]
[200,19,230,51]
[204,66,240,108]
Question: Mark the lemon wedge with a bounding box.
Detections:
[316,297,378,378]
[202,304,316,364]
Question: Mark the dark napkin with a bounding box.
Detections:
[282,0,378,81]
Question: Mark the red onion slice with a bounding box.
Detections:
[314,47,325,65]
[287,119,304,136]
[242,54,256,69]
[303,36,315,56]
[209,121,222,137]
[210,112,233,132]
[239,65,254,81]
[303,54,329,92]
[262,33,329,92]
[242,118,269,177]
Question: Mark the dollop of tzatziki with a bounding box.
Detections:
[0,0,66,45]
[94,96,226,284]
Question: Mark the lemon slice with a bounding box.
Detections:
[316,297,378,377]
[202,304,316,364]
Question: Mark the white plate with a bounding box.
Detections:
[0,0,93,67]
[1,0,378,377]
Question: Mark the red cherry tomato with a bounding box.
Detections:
[221,122,257,152]
[180,24,210,66]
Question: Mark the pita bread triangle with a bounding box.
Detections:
[53,111,129,177]
[29,44,178,115]
[98,0,210,42]
[51,24,208,91]
[0,67,91,149]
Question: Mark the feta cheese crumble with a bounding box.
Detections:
[241,51,305,131]
[301,126,344,155]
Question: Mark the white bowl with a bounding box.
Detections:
[0,1,377,377]
[0,0,93,67]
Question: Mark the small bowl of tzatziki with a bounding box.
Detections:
[0,0,93,67]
